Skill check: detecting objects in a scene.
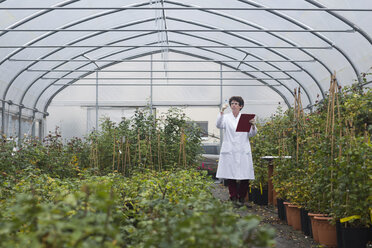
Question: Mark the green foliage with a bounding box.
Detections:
[86,107,203,175]
[0,169,275,247]
[0,129,90,179]
[253,76,372,227]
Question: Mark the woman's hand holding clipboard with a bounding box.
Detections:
[236,114,256,132]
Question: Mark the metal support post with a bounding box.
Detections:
[150,54,153,115]
[95,70,98,131]
[1,101,5,134]
[17,105,23,145]
[220,64,223,147]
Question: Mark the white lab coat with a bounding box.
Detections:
[216,112,257,180]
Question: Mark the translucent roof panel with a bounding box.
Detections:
[0,0,371,124]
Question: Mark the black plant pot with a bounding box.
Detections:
[248,189,253,202]
[276,198,287,221]
[223,179,229,187]
[252,188,259,204]
[336,221,344,248]
[252,187,268,205]
[336,221,372,248]
[259,188,268,205]
[300,208,312,237]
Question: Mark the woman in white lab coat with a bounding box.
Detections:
[216,96,257,205]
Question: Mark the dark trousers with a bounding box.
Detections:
[227,179,249,200]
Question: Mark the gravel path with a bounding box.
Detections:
[210,182,318,248]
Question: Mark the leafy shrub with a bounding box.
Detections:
[0,169,275,247]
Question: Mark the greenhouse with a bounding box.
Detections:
[0,1,371,247]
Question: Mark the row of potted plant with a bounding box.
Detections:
[250,74,371,247]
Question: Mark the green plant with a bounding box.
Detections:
[0,169,275,247]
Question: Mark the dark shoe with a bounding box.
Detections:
[244,203,253,209]
[239,197,253,208]
[230,196,238,202]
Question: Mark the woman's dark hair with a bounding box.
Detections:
[229,96,244,109]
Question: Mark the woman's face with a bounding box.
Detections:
[230,100,242,112]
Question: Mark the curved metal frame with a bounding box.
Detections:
[0,0,370,133]
[6,12,333,109]
[26,36,307,109]
[3,0,364,104]
[42,48,292,114]
[35,43,294,110]
[23,27,315,110]
[238,0,361,82]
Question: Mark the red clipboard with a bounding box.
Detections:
[236,114,256,132]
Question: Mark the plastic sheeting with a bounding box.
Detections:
[0,0,371,137]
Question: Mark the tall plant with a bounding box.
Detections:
[86,107,202,176]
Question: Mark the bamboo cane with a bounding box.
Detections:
[143,135,148,168]
[117,139,122,172]
[137,130,141,166]
[295,88,300,163]
[330,76,336,164]
[183,141,187,168]
[96,142,99,170]
[121,137,125,173]
[326,76,334,135]
[148,138,153,170]
[294,88,297,120]
[178,128,183,167]
[157,132,162,171]
[112,129,116,171]
[335,80,343,160]
[298,88,305,125]
[123,138,127,176]
[163,142,167,169]
[126,140,131,169]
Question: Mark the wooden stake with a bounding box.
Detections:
[330,76,336,164]
[157,132,162,171]
[148,138,153,170]
[178,128,187,168]
[112,129,116,171]
[117,139,122,172]
[335,79,343,160]
[123,138,127,176]
[137,130,141,166]
[144,136,149,168]
[326,76,334,135]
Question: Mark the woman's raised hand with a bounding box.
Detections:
[221,103,229,112]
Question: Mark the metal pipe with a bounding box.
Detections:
[0,7,370,11]
[52,83,282,86]
[150,54,153,115]
[1,45,333,49]
[13,59,316,62]
[44,77,292,80]
[17,105,24,144]
[1,101,5,134]
[27,69,304,73]
[95,71,98,131]
[220,64,223,147]
[1,100,40,112]
[0,28,355,32]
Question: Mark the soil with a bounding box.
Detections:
[210,181,319,248]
